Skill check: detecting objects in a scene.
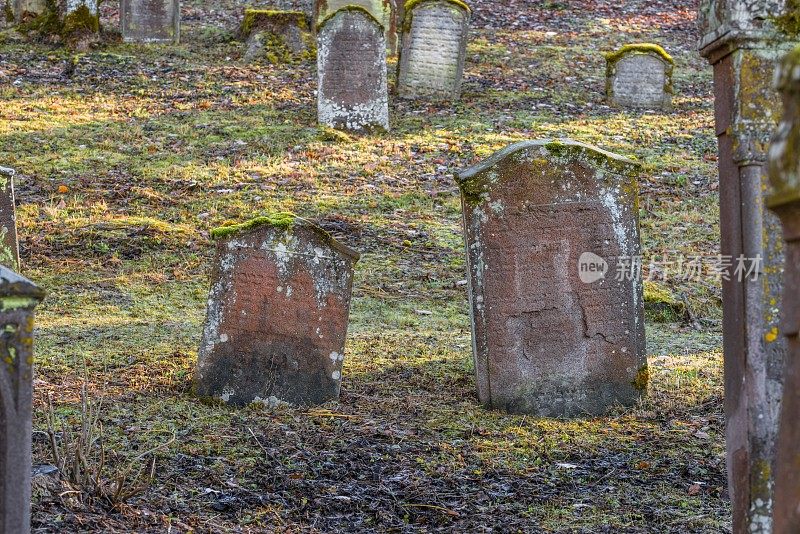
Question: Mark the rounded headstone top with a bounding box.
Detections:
[0,266,45,302]
[211,212,361,261]
[404,0,470,14]
[316,4,385,31]
[604,43,674,66]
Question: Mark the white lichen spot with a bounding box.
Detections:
[331,370,341,380]
[220,387,235,402]
[219,333,229,343]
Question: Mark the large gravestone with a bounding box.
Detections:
[195,214,359,407]
[0,169,19,272]
[605,44,674,110]
[317,7,389,132]
[121,0,180,43]
[315,0,396,53]
[397,0,470,100]
[768,45,800,534]
[0,267,45,534]
[698,1,799,531]
[455,140,646,417]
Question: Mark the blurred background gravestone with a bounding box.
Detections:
[239,8,313,63]
[316,6,389,132]
[195,214,359,407]
[0,168,20,272]
[698,0,800,530]
[121,0,180,43]
[397,0,470,101]
[455,139,646,417]
[0,267,45,534]
[605,44,673,110]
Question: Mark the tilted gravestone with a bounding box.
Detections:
[768,46,800,534]
[455,139,646,417]
[0,267,45,534]
[397,0,470,100]
[0,169,19,272]
[314,0,397,54]
[605,44,674,110]
[121,0,180,43]
[195,214,360,407]
[240,9,314,63]
[698,1,799,530]
[317,6,389,132]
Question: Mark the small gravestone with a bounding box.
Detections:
[0,168,19,271]
[397,0,470,100]
[315,0,396,53]
[11,0,46,22]
[121,0,180,43]
[455,139,646,417]
[195,214,360,407]
[317,6,389,132]
[605,44,673,110]
[240,9,314,63]
[768,46,800,534]
[0,267,45,534]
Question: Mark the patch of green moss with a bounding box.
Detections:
[240,8,307,38]
[644,281,688,323]
[62,4,99,39]
[542,140,641,177]
[4,0,14,23]
[774,0,800,37]
[316,4,383,31]
[318,126,354,143]
[604,43,674,66]
[632,365,650,392]
[210,212,298,240]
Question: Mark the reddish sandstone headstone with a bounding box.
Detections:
[455,139,646,417]
[195,214,359,407]
[768,46,800,534]
[0,168,19,271]
[0,267,45,534]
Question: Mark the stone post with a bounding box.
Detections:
[698,1,800,531]
[0,267,45,534]
[768,45,800,534]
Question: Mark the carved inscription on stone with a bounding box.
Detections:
[608,53,672,110]
[455,140,646,417]
[317,9,389,131]
[397,0,469,100]
[121,0,180,43]
[195,218,359,407]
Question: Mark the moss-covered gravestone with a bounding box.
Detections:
[455,139,646,417]
[768,46,800,534]
[397,0,470,100]
[240,9,314,63]
[0,169,19,272]
[317,6,389,132]
[0,267,45,534]
[121,0,180,43]
[314,0,396,54]
[195,214,360,407]
[7,0,99,48]
[605,44,674,110]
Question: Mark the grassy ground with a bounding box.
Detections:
[1,0,731,531]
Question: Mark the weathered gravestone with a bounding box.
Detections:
[121,0,180,43]
[768,45,800,534]
[317,6,389,132]
[455,140,647,417]
[0,267,45,534]
[9,0,46,23]
[314,0,397,53]
[0,169,19,272]
[605,44,674,110]
[195,214,360,407]
[240,9,314,63]
[698,1,800,530]
[397,0,470,100]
